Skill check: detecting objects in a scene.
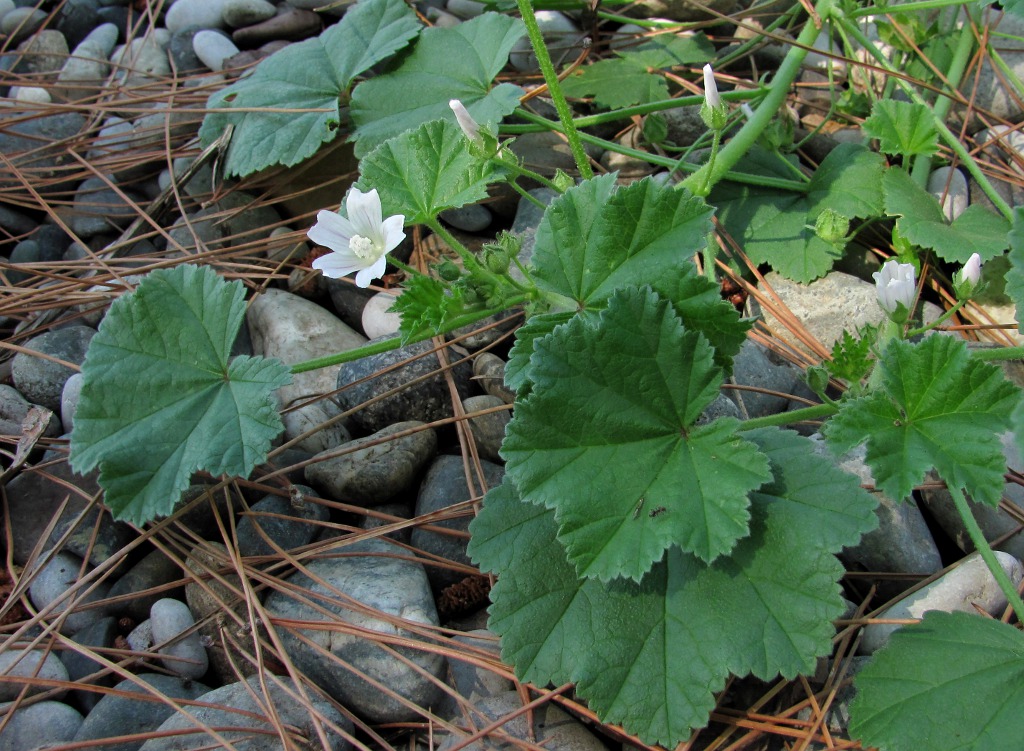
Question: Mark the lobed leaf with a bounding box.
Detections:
[502,286,771,580]
[863,100,939,157]
[850,611,1024,751]
[823,335,1019,506]
[469,427,877,745]
[70,265,291,525]
[1003,205,1024,332]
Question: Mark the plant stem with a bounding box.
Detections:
[516,0,593,179]
[969,344,1024,362]
[680,0,833,195]
[946,483,1024,621]
[845,0,974,19]
[498,156,563,193]
[738,402,837,431]
[905,298,968,337]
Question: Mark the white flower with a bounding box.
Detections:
[873,259,916,315]
[702,64,720,108]
[959,252,982,287]
[307,188,405,288]
[449,99,481,145]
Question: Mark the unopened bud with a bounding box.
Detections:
[813,209,850,244]
[449,99,482,145]
[954,252,983,300]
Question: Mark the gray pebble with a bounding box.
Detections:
[0,648,68,701]
[473,352,515,404]
[0,700,83,751]
[360,290,403,339]
[436,628,512,720]
[61,371,83,432]
[281,399,351,454]
[306,420,438,506]
[927,165,968,221]
[729,339,816,419]
[221,0,276,27]
[28,551,111,635]
[11,325,95,412]
[440,203,492,232]
[236,486,330,557]
[110,30,171,86]
[462,395,508,462]
[59,616,118,712]
[0,112,87,194]
[71,175,143,238]
[107,548,185,622]
[164,0,226,34]
[445,0,485,17]
[150,598,209,679]
[0,203,36,235]
[264,537,446,722]
[0,383,61,439]
[192,29,240,71]
[231,6,322,46]
[508,11,584,72]
[0,8,47,43]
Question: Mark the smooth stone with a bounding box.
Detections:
[411,454,505,593]
[927,165,969,221]
[164,0,226,33]
[111,31,172,86]
[9,85,50,103]
[0,203,36,234]
[509,11,584,72]
[14,30,69,76]
[424,6,461,26]
[437,691,608,751]
[0,0,15,21]
[236,487,330,557]
[232,7,322,46]
[193,29,240,71]
[247,286,367,410]
[509,131,580,177]
[472,352,515,404]
[59,616,117,712]
[0,383,61,438]
[221,0,276,27]
[107,548,185,622]
[71,175,143,238]
[61,371,83,432]
[436,629,513,720]
[462,395,508,462]
[358,500,412,542]
[956,14,1024,127]
[29,551,111,634]
[445,0,485,17]
[0,112,87,194]
[440,203,492,233]
[729,339,815,419]
[508,187,557,279]
[150,598,209,679]
[305,420,438,506]
[58,30,115,104]
[0,648,68,701]
[166,191,280,250]
[0,8,47,42]
[600,129,658,178]
[660,104,708,148]
[361,290,402,339]
[185,542,243,621]
[11,325,94,412]
[860,552,1024,654]
[72,673,211,750]
[139,676,353,751]
[167,27,206,73]
[55,0,103,49]
[335,336,474,434]
[0,700,83,750]
[264,537,446,723]
[126,619,153,652]
[282,398,352,454]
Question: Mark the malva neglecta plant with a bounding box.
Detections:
[68,0,1024,747]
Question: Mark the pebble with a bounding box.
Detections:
[0,383,61,439]
[9,85,51,103]
[28,551,111,635]
[509,11,584,72]
[111,31,172,86]
[168,27,207,73]
[236,487,330,557]
[126,618,153,652]
[70,175,144,238]
[0,8,47,43]
[56,23,118,101]
[958,14,1024,127]
[232,6,322,45]
[0,700,83,750]
[164,0,226,33]
[446,0,486,17]
[440,203,492,232]
[305,420,438,506]
[630,0,737,19]
[462,395,509,462]
[509,131,580,177]
[436,629,512,720]
[107,547,185,622]
[661,103,711,148]
[860,552,1024,654]
[361,290,403,339]
[72,673,211,748]
[11,325,95,412]
[926,165,969,221]
[14,30,69,77]
[336,337,474,434]
[221,0,276,28]
[472,352,515,404]
[58,616,117,712]
[508,187,556,279]
[0,112,88,193]
[150,598,209,679]
[55,0,103,49]
[139,676,353,751]
[0,203,36,235]
[0,648,68,701]
[410,454,505,592]
[61,371,83,432]
[730,339,815,419]
[264,536,446,722]
[192,29,240,71]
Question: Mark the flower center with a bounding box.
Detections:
[349,235,377,260]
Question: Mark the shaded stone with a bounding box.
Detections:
[0,112,86,195]
[29,551,111,635]
[107,548,185,622]
[232,6,322,46]
[436,629,513,721]
[0,648,68,701]
[462,395,508,463]
[0,700,83,750]
[236,486,330,557]
[11,325,93,412]
[59,616,117,712]
[150,598,208,679]
[472,352,515,404]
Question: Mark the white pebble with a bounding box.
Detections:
[9,86,50,104]
[150,598,209,679]
[361,291,403,340]
[192,30,240,72]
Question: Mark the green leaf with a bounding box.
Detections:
[504,311,574,393]
[862,100,939,157]
[350,12,525,157]
[469,427,877,746]
[883,168,1010,263]
[850,611,1024,751]
[560,59,669,109]
[198,0,420,178]
[532,174,715,306]
[824,335,1019,506]
[711,144,886,282]
[355,119,504,224]
[69,265,292,525]
[502,287,771,580]
[388,273,468,343]
[626,32,714,68]
[1003,206,1024,331]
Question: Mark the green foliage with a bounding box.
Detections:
[355,119,505,223]
[711,144,887,282]
[69,266,291,525]
[863,100,939,157]
[502,287,771,580]
[883,168,1010,263]
[825,326,876,385]
[389,274,468,343]
[560,33,713,109]
[469,427,876,745]
[1004,206,1024,330]
[849,611,1024,751]
[350,13,525,156]
[198,0,420,178]
[824,335,1019,506]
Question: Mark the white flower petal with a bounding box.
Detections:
[307,210,356,251]
[312,252,363,279]
[346,188,384,242]
[380,214,407,252]
[354,254,388,288]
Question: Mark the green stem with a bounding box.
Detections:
[290,297,527,374]
[680,0,833,195]
[516,0,593,179]
[969,344,1024,362]
[737,402,837,431]
[497,154,564,193]
[905,298,968,337]
[846,0,974,19]
[946,484,1024,621]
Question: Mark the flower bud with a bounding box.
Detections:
[873,259,916,321]
[699,64,729,132]
[702,64,720,108]
[813,208,850,245]
[449,99,482,145]
[954,252,983,300]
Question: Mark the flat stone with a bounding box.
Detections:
[0,648,68,701]
[927,165,969,221]
[508,11,584,72]
[436,629,513,720]
[221,0,276,28]
[192,29,239,71]
[236,486,330,557]
[150,598,209,680]
[472,352,515,404]
[231,7,322,46]
[59,616,118,712]
[0,112,86,195]
[164,0,226,33]
[0,384,61,439]
[111,31,171,86]
[264,537,446,722]
[462,395,508,462]
[440,203,492,233]
[107,548,185,622]
[29,551,111,635]
[305,420,438,506]
[71,175,143,238]
[0,700,83,751]
[11,325,94,412]
[361,290,402,339]
[0,8,47,43]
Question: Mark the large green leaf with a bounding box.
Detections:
[469,427,877,745]
[862,100,939,157]
[532,174,715,306]
[198,0,420,178]
[355,119,503,224]
[883,168,1010,263]
[350,12,525,156]
[824,335,1019,506]
[711,144,886,282]
[70,265,291,525]
[998,206,1024,332]
[850,611,1024,751]
[502,287,771,580]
